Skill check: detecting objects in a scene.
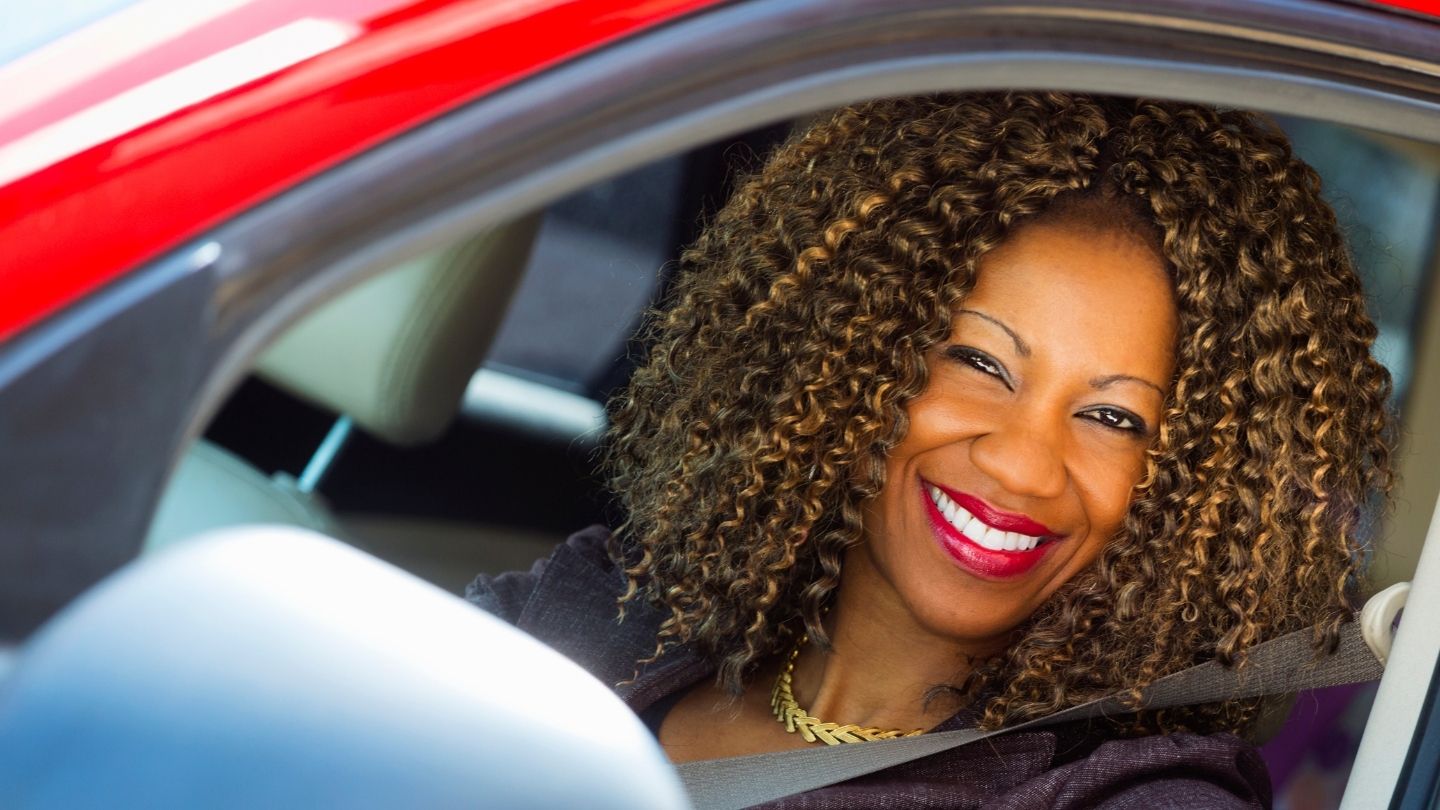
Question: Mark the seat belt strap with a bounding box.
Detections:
[677,620,1384,810]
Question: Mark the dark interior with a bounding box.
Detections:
[201,124,794,557]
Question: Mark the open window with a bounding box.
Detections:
[143,107,1440,809]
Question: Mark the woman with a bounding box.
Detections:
[468,92,1393,807]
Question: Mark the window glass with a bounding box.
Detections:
[1278,117,1440,404]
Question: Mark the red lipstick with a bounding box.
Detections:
[932,482,1055,536]
[920,479,1057,580]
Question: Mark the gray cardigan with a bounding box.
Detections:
[465,526,1271,809]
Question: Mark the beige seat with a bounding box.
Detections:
[145,216,542,553]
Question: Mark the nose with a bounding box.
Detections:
[969,411,1068,500]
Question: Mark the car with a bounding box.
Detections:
[0,0,1438,806]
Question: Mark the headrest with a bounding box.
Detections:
[257,215,541,445]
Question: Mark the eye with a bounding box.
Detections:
[947,346,1011,389]
[1079,406,1148,435]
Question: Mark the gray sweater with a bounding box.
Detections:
[465,525,1270,809]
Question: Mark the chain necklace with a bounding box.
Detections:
[770,633,926,745]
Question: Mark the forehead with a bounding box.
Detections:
[960,222,1177,375]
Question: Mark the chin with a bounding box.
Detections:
[905,584,1036,653]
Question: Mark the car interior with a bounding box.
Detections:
[146,125,793,591]
[141,106,1440,803]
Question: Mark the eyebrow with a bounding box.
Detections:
[1090,373,1167,398]
[957,309,1029,357]
[957,309,1166,397]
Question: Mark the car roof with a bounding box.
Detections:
[0,0,721,345]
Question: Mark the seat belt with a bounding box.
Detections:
[677,618,1388,810]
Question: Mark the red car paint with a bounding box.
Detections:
[0,0,724,345]
[1371,0,1440,15]
[0,0,1435,348]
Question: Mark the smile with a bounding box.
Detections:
[920,479,1057,579]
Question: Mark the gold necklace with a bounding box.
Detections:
[770,633,926,744]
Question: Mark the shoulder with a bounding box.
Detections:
[993,730,1271,810]
[464,525,668,687]
[463,524,619,622]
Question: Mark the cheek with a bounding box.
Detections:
[1073,448,1149,547]
[897,377,992,448]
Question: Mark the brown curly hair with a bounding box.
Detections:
[603,91,1395,735]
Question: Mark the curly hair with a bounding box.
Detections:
[603,91,1395,735]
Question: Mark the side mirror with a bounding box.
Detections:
[0,526,689,809]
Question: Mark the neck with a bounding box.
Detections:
[790,563,1009,732]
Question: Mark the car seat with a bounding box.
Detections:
[144,215,542,552]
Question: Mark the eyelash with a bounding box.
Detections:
[949,346,1149,436]
[952,347,1009,387]
[1079,407,1148,435]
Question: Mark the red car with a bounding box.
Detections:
[1,0,1438,806]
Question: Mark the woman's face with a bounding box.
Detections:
[852,219,1177,649]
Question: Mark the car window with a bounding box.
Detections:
[164,103,1439,810]
[190,139,753,593]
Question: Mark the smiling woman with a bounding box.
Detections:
[862,219,1177,651]
[466,91,1394,807]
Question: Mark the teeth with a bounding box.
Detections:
[926,485,1046,553]
[957,513,979,537]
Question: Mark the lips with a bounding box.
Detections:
[920,478,1058,579]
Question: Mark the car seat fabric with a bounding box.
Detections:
[145,442,345,552]
[143,216,541,551]
[257,215,542,446]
